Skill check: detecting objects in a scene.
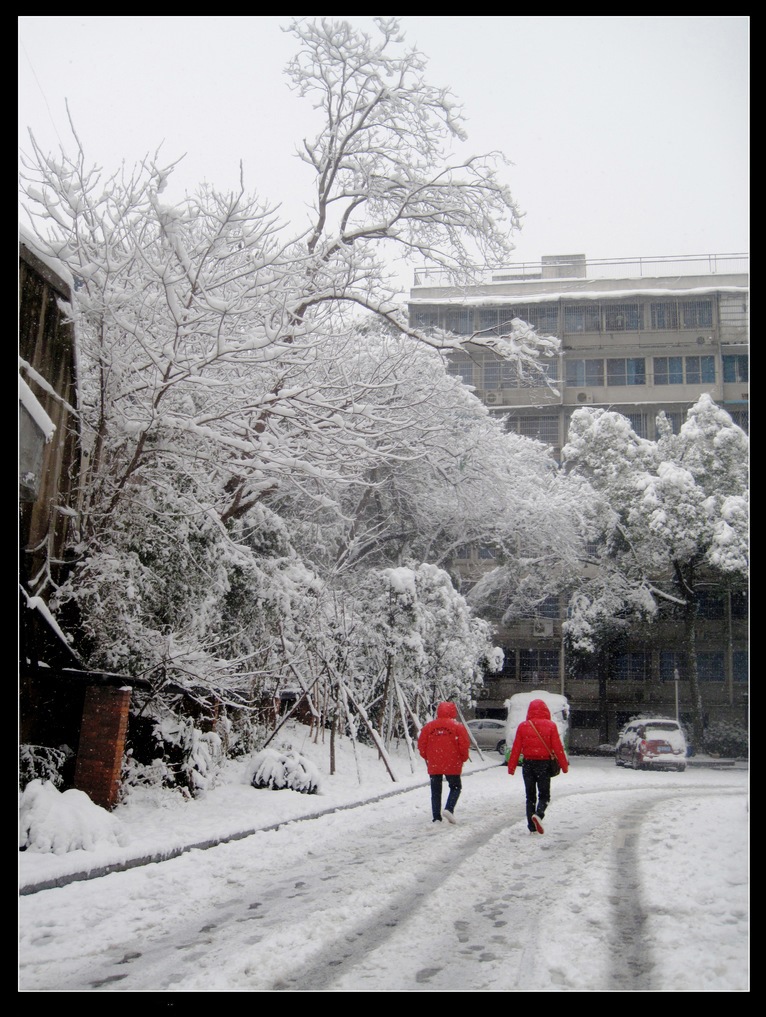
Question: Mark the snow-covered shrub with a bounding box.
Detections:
[250,747,320,794]
[703,720,748,758]
[19,779,129,854]
[125,710,225,797]
[19,744,72,791]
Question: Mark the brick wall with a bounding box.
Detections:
[74,685,132,810]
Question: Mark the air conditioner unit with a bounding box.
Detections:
[532,619,554,637]
[576,392,593,404]
[485,391,499,404]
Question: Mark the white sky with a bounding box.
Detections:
[18,15,749,294]
[19,722,749,991]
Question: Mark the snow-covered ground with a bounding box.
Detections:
[19,724,749,992]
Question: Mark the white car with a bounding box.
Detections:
[615,718,687,772]
[466,718,507,755]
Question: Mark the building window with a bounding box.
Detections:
[478,545,496,560]
[697,651,724,682]
[566,358,604,387]
[722,355,748,383]
[626,413,648,438]
[605,303,641,331]
[521,364,557,389]
[654,356,715,385]
[448,358,474,385]
[607,358,646,386]
[519,649,560,682]
[733,649,748,683]
[522,304,560,335]
[661,411,684,434]
[483,359,519,389]
[650,302,679,329]
[564,304,600,333]
[681,300,713,329]
[684,355,716,384]
[413,309,440,331]
[512,415,560,445]
[445,309,474,335]
[654,357,683,385]
[477,308,500,334]
[728,410,749,433]
[538,595,560,619]
[697,591,725,619]
[730,591,748,619]
[455,544,471,559]
[613,651,651,681]
[660,651,687,681]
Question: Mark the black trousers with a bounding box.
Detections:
[430,774,461,821]
[522,759,552,830]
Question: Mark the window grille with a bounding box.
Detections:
[564,304,600,333]
[613,651,651,681]
[477,308,500,334]
[650,302,679,329]
[513,415,560,445]
[697,651,725,681]
[728,410,749,433]
[519,650,560,682]
[626,413,648,438]
[447,358,474,385]
[733,650,748,683]
[413,309,440,331]
[605,303,641,331]
[660,651,687,681]
[445,309,474,335]
[483,359,519,389]
[681,300,713,329]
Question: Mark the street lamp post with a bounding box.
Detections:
[674,667,680,723]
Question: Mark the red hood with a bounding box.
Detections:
[436,702,458,720]
[526,699,552,721]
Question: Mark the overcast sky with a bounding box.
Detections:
[18,16,749,291]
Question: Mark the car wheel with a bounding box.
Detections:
[496,740,506,755]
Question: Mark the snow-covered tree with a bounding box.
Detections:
[18,17,565,781]
[561,395,749,745]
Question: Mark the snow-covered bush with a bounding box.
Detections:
[125,710,225,798]
[19,779,129,854]
[250,747,320,794]
[19,744,72,791]
[703,720,748,758]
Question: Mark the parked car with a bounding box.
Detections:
[504,690,570,763]
[466,718,507,755]
[614,718,687,772]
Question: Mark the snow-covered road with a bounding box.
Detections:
[18,760,748,992]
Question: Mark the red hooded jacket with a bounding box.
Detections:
[418,702,471,775]
[507,698,569,775]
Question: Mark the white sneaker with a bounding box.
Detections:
[531,814,544,835]
[443,810,457,825]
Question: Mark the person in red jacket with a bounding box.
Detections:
[506,698,569,835]
[417,701,471,824]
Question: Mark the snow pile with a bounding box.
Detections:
[19,779,129,854]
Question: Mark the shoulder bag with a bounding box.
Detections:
[529,720,561,777]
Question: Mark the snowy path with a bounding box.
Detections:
[18,764,747,992]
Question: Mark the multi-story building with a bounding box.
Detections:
[408,253,749,748]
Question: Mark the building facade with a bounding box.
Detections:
[408,253,749,748]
